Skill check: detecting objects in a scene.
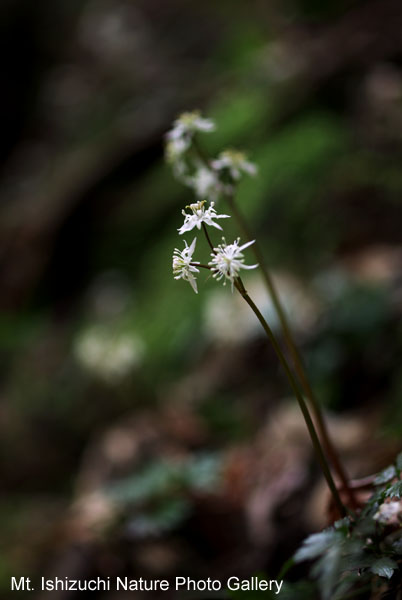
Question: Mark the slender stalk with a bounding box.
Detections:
[234,277,346,517]
[202,222,215,253]
[192,137,356,507]
[201,223,346,515]
[225,191,357,508]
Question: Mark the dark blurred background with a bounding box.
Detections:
[1,0,402,597]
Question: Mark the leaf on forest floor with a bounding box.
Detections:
[370,557,398,579]
[374,466,396,485]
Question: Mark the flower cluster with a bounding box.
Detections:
[167,111,259,294]
[168,111,215,141]
[165,110,257,201]
[165,111,215,178]
[172,202,257,293]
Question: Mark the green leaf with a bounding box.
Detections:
[331,573,365,600]
[396,452,402,472]
[311,543,343,600]
[370,557,398,579]
[385,481,402,499]
[374,466,396,485]
[294,530,338,562]
[333,517,351,534]
[361,486,385,514]
[339,547,372,572]
[338,556,371,572]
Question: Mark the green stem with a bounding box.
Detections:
[192,136,355,507]
[202,222,215,253]
[225,191,357,508]
[234,277,346,517]
[200,222,346,515]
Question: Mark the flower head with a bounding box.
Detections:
[165,112,214,158]
[165,112,215,182]
[172,237,200,293]
[169,111,215,138]
[209,237,258,290]
[212,150,257,181]
[165,136,190,167]
[178,200,230,235]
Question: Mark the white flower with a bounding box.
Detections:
[169,111,215,138]
[165,111,215,160]
[212,150,257,181]
[209,237,258,290]
[165,112,215,182]
[178,200,230,235]
[165,137,190,182]
[165,136,190,162]
[191,166,220,200]
[172,237,200,293]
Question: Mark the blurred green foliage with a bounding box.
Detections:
[108,454,222,536]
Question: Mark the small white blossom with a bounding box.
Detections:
[165,136,190,162]
[165,111,215,159]
[212,150,257,181]
[172,237,200,293]
[165,137,190,181]
[169,111,215,137]
[209,237,258,290]
[165,112,215,182]
[178,200,229,235]
[191,166,220,200]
